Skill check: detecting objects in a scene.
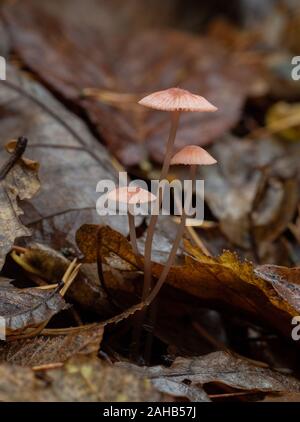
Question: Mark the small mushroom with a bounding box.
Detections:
[171,144,217,166]
[139,88,217,296]
[107,186,156,265]
[139,88,217,179]
[171,144,217,202]
[171,144,217,226]
[145,145,217,305]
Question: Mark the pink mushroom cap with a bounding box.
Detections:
[138,87,217,112]
[170,145,217,166]
[107,186,156,205]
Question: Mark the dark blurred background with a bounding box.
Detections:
[30,0,298,33]
[16,0,298,58]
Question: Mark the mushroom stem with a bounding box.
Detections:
[143,110,181,297]
[145,164,197,305]
[143,165,197,362]
[147,213,186,304]
[161,110,181,180]
[188,164,197,206]
[128,211,142,268]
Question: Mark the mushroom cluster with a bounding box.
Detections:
[138,87,218,301]
[106,87,218,310]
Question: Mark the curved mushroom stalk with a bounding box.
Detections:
[127,210,139,259]
[145,146,217,306]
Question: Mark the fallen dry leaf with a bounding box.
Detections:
[0,138,40,269]
[151,377,210,402]
[12,243,69,284]
[3,2,259,165]
[255,265,300,313]
[12,240,151,324]
[12,243,116,317]
[201,136,299,250]
[122,351,300,395]
[0,64,131,257]
[0,63,138,317]
[0,284,67,337]
[266,102,300,141]
[77,224,300,335]
[0,324,103,367]
[255,264,300,286]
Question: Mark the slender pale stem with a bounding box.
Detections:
[128,210,143,269]
[128,212,138,257]
[143,110,181,297]
[186,164,197,219]
[145,165,197,305]
[160,111,181,180]
[146,215,186,303]
[143,165,197,362]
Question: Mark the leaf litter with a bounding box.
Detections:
[2,1,260,166]
[0,0,300,402]
[0,138,40,270]
[121,351,300,401]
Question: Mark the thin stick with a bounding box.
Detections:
[42,323,99,335]
[208,391,260,399]
[61,259,77,284]
[0,137,27,180]
[32,362,63,371]
[186,226,211,256]
[7,261,81,341]
[36,284,59,290]
[60,263,81,296]
[11,245,28,254]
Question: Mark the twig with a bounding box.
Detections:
[60,258,81,296]
[209,391,261,399]
[8,260,81,340]
[32,362,63,371]
[42,323,99,336]
[11,245,28,254]
[0,136,27,180]
[186,226,211,256]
